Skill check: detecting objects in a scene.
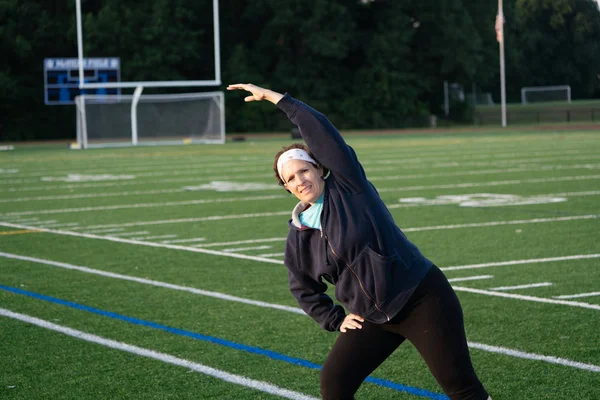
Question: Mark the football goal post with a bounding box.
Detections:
[72,0,223,149]
[75,91,225,149]
[521,85,571,104]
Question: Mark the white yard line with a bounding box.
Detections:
[447,275,494,283]
[1,251,598,373]
[3,174,599,217]
[259,253,286,258]
[378,174,600,194]
[130,235,178,241]
[442,254,600,271]
[223,246,272,253]
[489,282,553,291]
[554,292,600,300]
[161,237,206,244]
[61,213,599,234]
[86,228,125,234]
[70,212,290,230]
[452,286,600,311]
[3,151,595,184]
[36,222,80,229]
[0,309,318,400]
[1,217,40,222]
[108,231,150,237]
[4,163,599,201]
[467,341,600,373]
[0,188,185,203]
[0,222,283,265]
[0,251,301,314]
[0,195,286,217]
[402,214,599,232]
[197,238,286,248]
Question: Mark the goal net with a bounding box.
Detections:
[75,91,225,149]
[467,92,495,106]
[521,85,571,104]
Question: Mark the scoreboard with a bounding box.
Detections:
[44,58,120,105]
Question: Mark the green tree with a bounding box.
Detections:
[513,0,600,98]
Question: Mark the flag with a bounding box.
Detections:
[495,13,505,43]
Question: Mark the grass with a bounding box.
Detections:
[0,128,599,399]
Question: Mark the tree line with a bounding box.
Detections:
[1,0,599,141]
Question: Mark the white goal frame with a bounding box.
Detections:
[72,0,223,149]
[75,91,225,149]
[75,0,221,89]
[521,85,571,104]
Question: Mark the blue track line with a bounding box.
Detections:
[0,284,447,399]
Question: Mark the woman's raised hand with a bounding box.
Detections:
[227,83,284,104]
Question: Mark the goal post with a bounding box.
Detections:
[71,0,224,149]
[74,91,225,149]
[75,0,221,89]
[521,85,571,104]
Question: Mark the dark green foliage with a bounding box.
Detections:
[1,0,599,140]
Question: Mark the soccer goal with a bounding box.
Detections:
[521,85,571,104]
[75,91,225,149]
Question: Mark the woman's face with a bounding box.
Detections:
[281,159,325,204]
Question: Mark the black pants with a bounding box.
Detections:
[320,265,489,400]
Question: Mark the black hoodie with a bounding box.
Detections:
[278,94,433,332]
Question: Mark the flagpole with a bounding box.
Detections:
[498,0,507,127]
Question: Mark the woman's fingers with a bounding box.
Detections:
[340,314,364,333]
[227,83,265,102]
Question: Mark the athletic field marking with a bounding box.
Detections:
[0,229,43,236]
[259,253,286,258]
[0,308,318,400]
[0,289,447,400]
[446,275,494,283]
[442,254,600,271]
[0,223,283,265]
[1,217,40,223]
[452,286,600,311]
[554,292,600,300]
[36,222,80,229]
[3,174,599,217]
[6,148,586,179]
[3,162,599,199]
[371,163,600,182]
[0,195,286,217]
[467,342,600,373]
[85,228,125,234]
[3,221,599,275]
[4,150,595,183]
[32,219,57,224]
[4,163,598,202]
[108,231,150,237]
[0,251,302,314]
[223,245,272,253]
[161,237,206,244]
[67,212,290,230]
[401,214,599,232]
[64,213,599,233]
[131,234,178,241]
[489,282,553,291]
[377,174,600,194]
[196,238,286,248]
[1,278,598,376]
[0,188,185,203]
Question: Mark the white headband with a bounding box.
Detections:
[277,149,317,182]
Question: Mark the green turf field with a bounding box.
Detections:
[1,128,599,399]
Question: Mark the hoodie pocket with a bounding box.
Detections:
[349,245,408,308]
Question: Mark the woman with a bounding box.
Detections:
[227,83,491,400]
